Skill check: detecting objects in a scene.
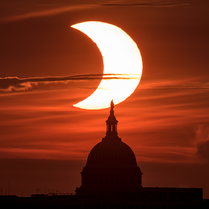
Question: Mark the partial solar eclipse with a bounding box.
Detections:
[71,21,143,110]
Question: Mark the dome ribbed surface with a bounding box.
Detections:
[87,137,137,166]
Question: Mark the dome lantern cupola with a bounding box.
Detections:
[105,100,118,136]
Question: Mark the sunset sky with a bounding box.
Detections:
[1,0,209,198]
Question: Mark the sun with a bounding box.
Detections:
[71,21,143,110]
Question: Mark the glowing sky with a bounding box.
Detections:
[0,0,209,198]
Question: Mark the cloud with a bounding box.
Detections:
[0,4,99,23]
[195,125,209,143]
[0,0,190,23]
[100,0,190,7]
[196,140,209,162]
[1,75,209,92]
[139,80,209,90]
[0,74,141,92]
[195,125,209,162]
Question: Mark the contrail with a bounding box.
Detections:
[1,74,208,92]
[0,74,141,92]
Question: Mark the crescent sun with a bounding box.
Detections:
[71,21,143,110]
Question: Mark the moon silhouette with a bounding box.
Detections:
[71,21,143,110]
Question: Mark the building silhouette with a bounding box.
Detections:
[0,101,209,208]
[76,100,142,199]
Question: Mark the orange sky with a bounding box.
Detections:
[0,0,209,198]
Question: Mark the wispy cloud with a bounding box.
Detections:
[0,4,99,23]
[139,80,209,90]
[1,75,209,92]
[0,0,190,23]
[0,74,141,92]
[100,0,190,7]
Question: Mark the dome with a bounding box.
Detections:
[87,137,137,166]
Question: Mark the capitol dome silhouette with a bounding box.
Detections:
[76,101,142,198]
[86,137,137,166]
